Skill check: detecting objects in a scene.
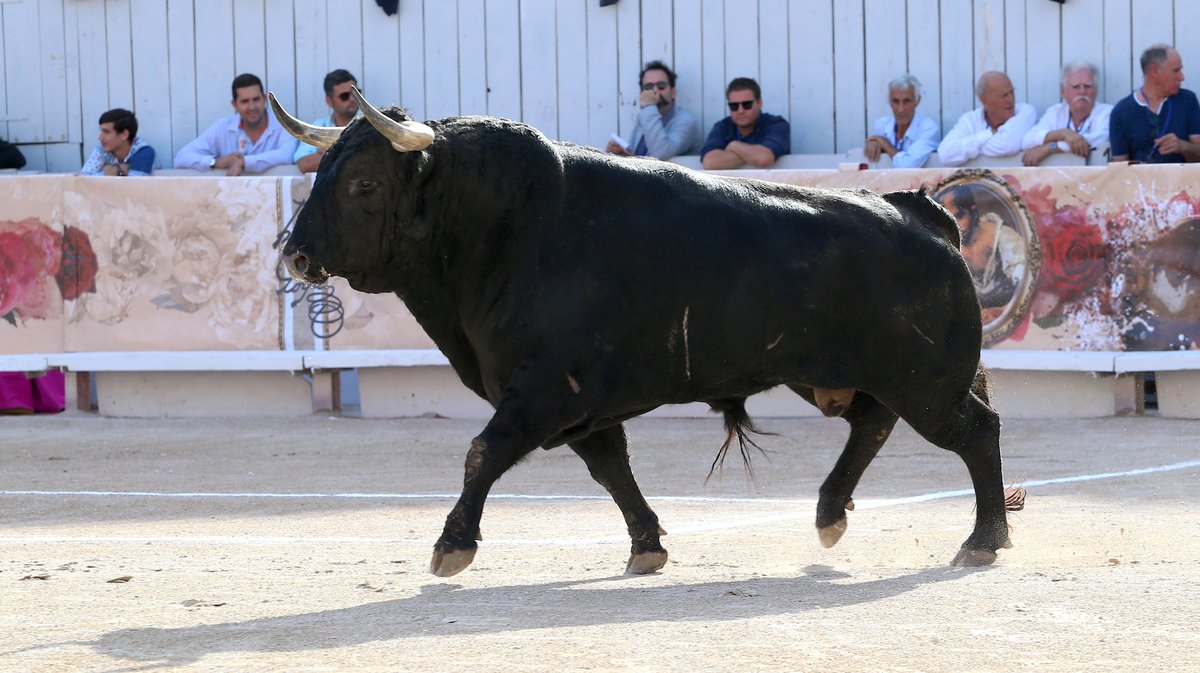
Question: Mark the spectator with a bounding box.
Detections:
[1110,44,1200,163]
[295,69,362,173]
[0,137,24,169]
[1021,62,1112,166]
[937,71,1036,166]
[606,60,701,160]
[864,74,941,168]
[174,73,297,175]
[700,77,790,169]
[80,108,156,176]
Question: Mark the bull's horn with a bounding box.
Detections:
[350,86,434,152]
[267,91,344,150]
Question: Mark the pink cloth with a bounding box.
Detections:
[0,371,66,413]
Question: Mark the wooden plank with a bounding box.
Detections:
[906,0,942,132]
[972,0,1004,74]
[832,0,866,152]
[519,0,557,136]
[485,0,521,120]
[3,0,45,143]
[0,2,7,140]
[614,0,640,138]
[672,0,703,136]
[39,0,68,143]
[585,0,619,149]
[1025,0,1062,113]
[700,0,726,135]
[1102,0,1133,104]
[1002,0,1026,107]
[233,0,267,80]
[105,0,134,110]
[326,0,363,85]
[43,142,82,173]
[1061,0,1104,79]
[193,0,236,128]
[641,0,672,65]
[758,0,789,130]
[1173,0,1200,88]
[789,0,834,153]
[293,0,327,121]
[62,0,83,146]
[1131,0,1172,71]
[864,0,907,138]
[166,0,197,159]
[722,0,756,83]
[938,0,975,129]
[423,0,459,120]
[130,0,171,168]
[73,0,109,147]
[555,0,589,144]
[360,0,400,108]
[398,0,426,119]
[457,0,488,116]
[264,0,297,112]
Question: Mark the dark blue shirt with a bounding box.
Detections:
[1109,88,1200,163]
[700,112,791,160]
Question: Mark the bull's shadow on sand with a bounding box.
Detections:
[66,564,984,669]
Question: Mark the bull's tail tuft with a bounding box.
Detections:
[883,187,961,249]
[705,397,774,482]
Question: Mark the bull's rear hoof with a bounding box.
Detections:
[625,550,668,574]
[818,517,848,548]
[430,545,477,577]
[950,548,998,567]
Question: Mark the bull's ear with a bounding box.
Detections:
[351,86,434,152]
[268,91,344,150]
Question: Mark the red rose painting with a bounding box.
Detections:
[1020,184,1109,321]
[57,225,99,301]
[0,219,98,326]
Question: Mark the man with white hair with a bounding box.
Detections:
[863,74,941,168]
[936,71,1036,166]
[1021,61,1112,165]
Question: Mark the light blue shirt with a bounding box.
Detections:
[870,113,941,168]
[293,111,361,162]
[173,112,298,173]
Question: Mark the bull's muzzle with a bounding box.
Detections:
[283,250,329,285]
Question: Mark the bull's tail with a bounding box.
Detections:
[883,187,961,249]
[705,397,774,482]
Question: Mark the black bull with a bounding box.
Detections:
[273,92,1011,577]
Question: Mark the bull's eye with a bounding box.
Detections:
[353,179,378,194]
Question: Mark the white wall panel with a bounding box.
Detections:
[586,0,618,148]
[832,1,866,153]
[39,0,68,143]
[293,0,326,120]
[1025,0,1062,113]
[484,0,520,120]
[672,0,703,135]
[166,0,197,158]
[424,0,459,120]
[264,0,297,113]
[555,0,589,145]
[759,0,789,139]
[233,0,267,81]
[614,0,640,138]
[518,0,556,136]
[327,0,363,87]
[906,0,941,131]
[130,0,170,165]
[788,0,834,153]
[398,0,426,118]
[699,0,726,137]
[973,0,1005,74]
[4,0,46,143]
[864,0,906,135]
[194,0,236,129]
[458,0,488,117]
[360,0,399,109]
[939,0,976,129]
[1002,0,1026,108]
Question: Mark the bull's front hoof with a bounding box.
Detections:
[430,544,477,577]
[817,517,848,548]
[625,550,668,575]
[950,548,998,567]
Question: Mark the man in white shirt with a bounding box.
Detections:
[937,71,1036,166]
[173,73,297,176]
[1021,61,1112,166]
[863,74,941,168]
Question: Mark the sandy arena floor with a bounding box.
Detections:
[2,412,1198,672]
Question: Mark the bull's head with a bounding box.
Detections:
[270,87,436,292]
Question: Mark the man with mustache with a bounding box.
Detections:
[1020,62,1112,166]
[1110,44,1200,164]
[606,60,700,160]
[937,71,1036,166]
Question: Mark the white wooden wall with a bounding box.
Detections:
[2,0,1197,171]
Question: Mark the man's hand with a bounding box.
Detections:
[101,164,120,176]
[638,89,663,108]
[1022,144,1053,166]
[223,154,246,177]
[863,135,896,162]
[605,139,631,156]
[1154,133,1187,157]
[1061,129,1089,156]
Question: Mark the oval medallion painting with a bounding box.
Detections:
[933,170,1041,346]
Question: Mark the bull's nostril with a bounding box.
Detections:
[293,253,309,274]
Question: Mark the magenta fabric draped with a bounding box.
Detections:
[0,371,66,413]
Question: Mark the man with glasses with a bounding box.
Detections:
[1021,61,1112,166]
[1110,44,1200,163]
[173,73,297,176]
[937,71,1036,166]
[700,77,790,169]
[295,69,362,173]
[606,60,700,160]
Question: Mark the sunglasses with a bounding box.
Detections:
[727,100,756,111]
[334,89,359,102]
[641,81,669,91]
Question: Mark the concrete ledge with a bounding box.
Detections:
[1155,371,1200,418]
[988,369,1119,418]
[305,349,449,370]
[0,354,49,372]
[95,371,315,417]
[982,349,1117,372]
[357,366,493,419]
[1113,351,1200,372]
[48,350,307,372]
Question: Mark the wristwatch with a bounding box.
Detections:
[1046,141,1058,154]
[208,157,216,168]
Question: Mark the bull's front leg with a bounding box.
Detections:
[431,417,541,577]
[568,423,668,574]
[815,393,898,547]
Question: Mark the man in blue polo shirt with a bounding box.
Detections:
[1110,44,1200,163]
[700,77,790,169]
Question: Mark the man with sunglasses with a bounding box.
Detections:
[295,69,363,173]
[174,73,296,176]
[937,71,1036,167]
[1110,44,1200,164]
[700,77,790,169]
[606,60,700,160]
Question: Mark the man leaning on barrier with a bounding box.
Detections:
[173,73,297,176]
[1021,61,1112,166]
[1110,44,1200,164]
[864,74,941,168]
[937,71,1036,167]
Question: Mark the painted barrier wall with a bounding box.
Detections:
[2,165,1198,356]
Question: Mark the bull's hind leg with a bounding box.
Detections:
[899,391,1010,567]
[569,424,668,574]
[790,387,899,548]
